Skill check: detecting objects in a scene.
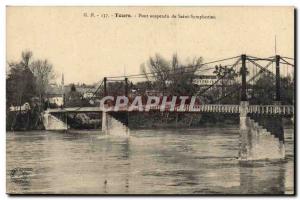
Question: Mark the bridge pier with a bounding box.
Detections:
[239,101,249,160]
[238,54,285,161]
[239,101,285,161]
[101,111,129,135]
[42,111,68,131]
[102,111,108,133]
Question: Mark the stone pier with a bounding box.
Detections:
[101,111,129,136]
[101,110,108,133]
[239,101,249,160]
[239,101,285,161]
[42,111,68,131]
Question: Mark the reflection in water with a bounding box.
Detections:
[239,162,285,194]
[6,128,294,194]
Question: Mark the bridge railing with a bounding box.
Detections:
[247,105,294,115]
[187,105,240,113]
[46,104,294,116]
[108,104,240,113]
[110,104,293,115]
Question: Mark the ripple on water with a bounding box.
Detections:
[6,127,294,194]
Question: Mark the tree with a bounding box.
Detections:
[251,73,275,104]
[65,84,84,107]
[213,64,239,102]
[169,55,202,95]
[250,73,294,105]
[141,54,170,94]
[141,54,202,95]
[7,50,58,130]
[30,59,56,105]
[213,65,238,83]
[71,84,76,92]
[280,75,294,105]
[6,51,38,130]
[6,50,37,107]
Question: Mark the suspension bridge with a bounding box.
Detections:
[43,54,295,161]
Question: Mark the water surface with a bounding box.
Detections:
[6,127,294,194]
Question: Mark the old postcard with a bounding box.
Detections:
[6,6,295,195]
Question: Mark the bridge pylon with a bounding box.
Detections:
[239,101,285,161]
[239,101,249,160]
[275,55,281,102]
[104,77,107,96]
[241,54,247,101]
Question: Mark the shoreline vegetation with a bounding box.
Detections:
[6,51,294,131]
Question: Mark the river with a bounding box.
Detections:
[6,127,294,194]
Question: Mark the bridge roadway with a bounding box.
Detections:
[45,104,294,116]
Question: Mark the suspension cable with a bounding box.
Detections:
[211,59,274,104]
[247,59,274,77]
[281,56,294,60]
[120,66,216,80]
[195,57,241,96]
[280,57,294,67]
[106,55,240,79]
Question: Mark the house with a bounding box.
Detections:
[192,75,233,86]
[83,92,94,99]
[64,84,96,99]
[47,94,64,107]
[193,75,219,86]
[9,102,30,112]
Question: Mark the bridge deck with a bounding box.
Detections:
[45,104,294,116]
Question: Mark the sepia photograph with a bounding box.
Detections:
[5,6,295,195]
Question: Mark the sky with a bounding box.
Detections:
[6,6,294,84]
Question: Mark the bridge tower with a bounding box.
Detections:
[273,55,285,158]
[241,54,247,101]
[103,77,107,96]
[124,77,129,127]
[61,73,65,106]
[275,55,281,102]
[125,77,128,97]
[239,54,285,161]
[239,54,249,160]
[101,77,130,135]
[102,77,108,132]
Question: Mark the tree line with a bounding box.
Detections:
[6,50,56,130]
